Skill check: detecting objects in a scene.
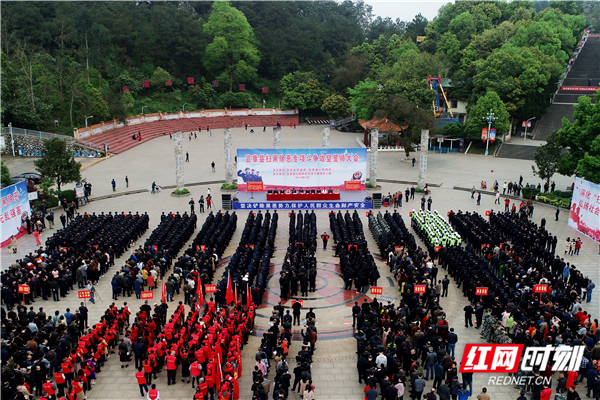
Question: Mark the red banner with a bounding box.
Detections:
[262,87,268,94]
[476,287,488,296]
[205,284,217,293]
[370,287,383,295]
[534,284,548,293]
[247,181,264,192]
[18,284,30,294]
[561,86,599,91]
[141,291,154,300]
[143,80,150,88]
[78,290,91,299]
[165,79,172,87]
[239,84,245,91]
[414,285,426,294]
[481,128,488,141]
[344,181,361,191]
[196,245,206,252]
[187,77,194,84]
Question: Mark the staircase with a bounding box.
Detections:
[77,114,298,155]
[495,143,539,160]
[534,36,599,142]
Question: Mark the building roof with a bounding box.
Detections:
[358,117,406,132]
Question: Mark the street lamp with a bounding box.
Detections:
[182,103,187,112]
[85,116,94,127]
[142,106,148,115]
[482,109,496,156]
[523,117,535,141]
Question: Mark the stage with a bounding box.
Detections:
[233,190,372,210]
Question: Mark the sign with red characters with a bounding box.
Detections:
[78,290,91,299]
[205,285,217,293]
[370,287,383,295]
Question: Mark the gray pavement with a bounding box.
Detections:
[2,125,598,400]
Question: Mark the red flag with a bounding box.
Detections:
[196,275,203,302]
[234,283,238,305]
[161,278,166,303]
[225,271,234,305]
[246,283,252,307]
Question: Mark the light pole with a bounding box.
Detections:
[182,103,187,112]
[523,117,535,141]
[142,106,148,115]
[85,116,94,127]
[482,109,496,156]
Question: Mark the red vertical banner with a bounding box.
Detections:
[161,278,166,303]
[187,77,194,84]
[165,79,172,87]
[239,84,245,91]
[226,271,234,305]
[262,87,268,94]
[142,80,150,88]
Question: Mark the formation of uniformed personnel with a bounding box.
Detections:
[411,210,461,258]
[330,210,378,292]
[278,211,317,299]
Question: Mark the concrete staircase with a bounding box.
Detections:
[534,36,599,142]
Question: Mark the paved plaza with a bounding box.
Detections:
[2,126,599,400]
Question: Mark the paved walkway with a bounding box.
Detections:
[2,125,598,400]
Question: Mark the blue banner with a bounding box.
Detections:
[233,201,371,210]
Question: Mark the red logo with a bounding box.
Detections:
[459,344,524,373]
[78,290,91,299]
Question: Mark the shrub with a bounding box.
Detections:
[414,187,426,193]
[172,188,190,195]
[537,195,570,209]
[221,182,238,190]
[522,187,540,199]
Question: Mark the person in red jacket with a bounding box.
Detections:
[190,360,202,388]
[55,370,67,397]
[166,351,178,386]
[136,366,149,398]
[147,383,160,400]
[43,378,57,400]
[193,386,204,400]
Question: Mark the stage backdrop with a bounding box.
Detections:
[1,181,31,243]
[236,148,367,191]
[568,177,600,242]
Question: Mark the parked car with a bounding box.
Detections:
[10,177,26,184]
[11,172,43,184]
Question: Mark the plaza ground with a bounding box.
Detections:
[2,125,598,400]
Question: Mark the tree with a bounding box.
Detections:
[532,133,563,188]
[1,160,11,186]
[34,138,81,190]
[279,72,327,111]
[375,94,435,158]
[321,94,350,119]
[203,1,260,92]
[464,90,510,140]
[555,91,600,184]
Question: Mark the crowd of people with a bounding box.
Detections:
[213,210,277,309]
[278,211,317,299]
[330,210,378,292]
[444,210,598,398]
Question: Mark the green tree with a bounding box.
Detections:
[279,72,326,111]
[321,94,350,118]
[218,92,254,108]
[464,90,510,140]
[203,1,260,92]
[532,133,563,188]
[1,160,11,186]
[150,67,172,102]
[375,94,435,158]
[34,137,82,190]
[555,91,600,184]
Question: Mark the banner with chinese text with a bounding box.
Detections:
[1,181,31,243]
[568,178,600,242]
[236,148,367,191]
